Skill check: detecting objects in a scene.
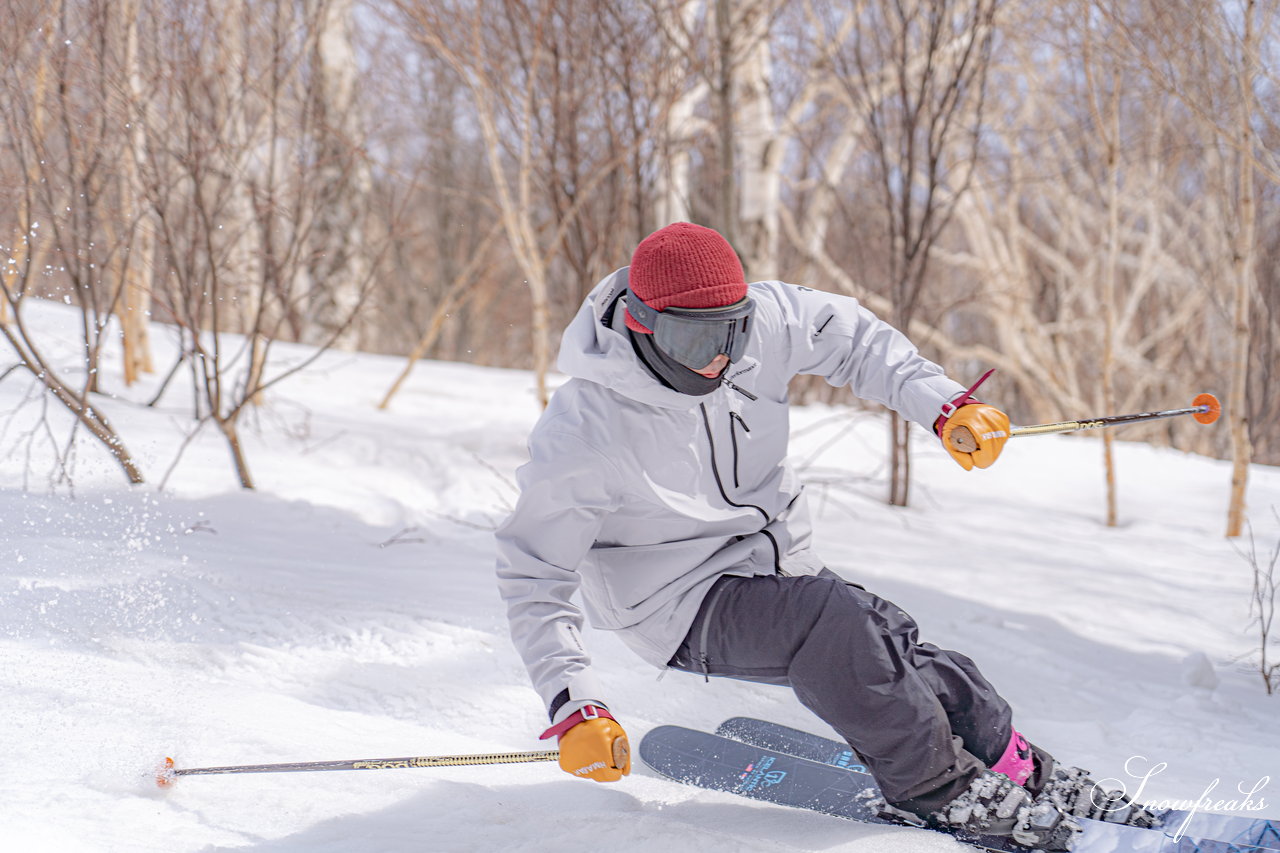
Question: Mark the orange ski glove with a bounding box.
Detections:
[935,369,1010,471]
[941,403,1010,470]
[540,704,631,782]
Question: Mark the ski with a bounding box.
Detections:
[640,725,1276,852]
[715,717,1279,852]
[641,724,996,852]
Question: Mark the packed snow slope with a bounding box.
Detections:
[2,299,1277,852]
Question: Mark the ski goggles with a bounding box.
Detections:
[625,292,755,370]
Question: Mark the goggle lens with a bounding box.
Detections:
[629,295,754,370]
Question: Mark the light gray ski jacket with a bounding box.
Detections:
[495,268,967,711]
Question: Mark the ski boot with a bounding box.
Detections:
[1033,764,1165,829]
[933,769,1081,851]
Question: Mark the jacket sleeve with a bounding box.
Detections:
[495,427,619,712]
[768,282,967,428]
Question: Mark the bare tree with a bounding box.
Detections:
[138,0,383,488]
[1106,0,1275,536]
[1235,511,1280,695]
[392,1,568,408]
[920,0,1260,502]
[390,0,660,406]
[0,0,145,485]
[378,219,505,409]
[836,0,998,507]
[3,0,1275,503]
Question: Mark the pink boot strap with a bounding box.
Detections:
[990,729,1034,786]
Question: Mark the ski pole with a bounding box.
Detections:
[948,393,1221,454]
[156,749,560,787]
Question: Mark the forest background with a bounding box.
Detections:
[0,0,1276,536]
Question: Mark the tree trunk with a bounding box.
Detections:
[736,2,778,281]
[304,0,372,351]
[1226,0,1257,537]
[714,0,737,247]
[213,2,263,341]
[655,0,705,228]
[888,413,911,507]
[120,0,155,385]
[218,417,256,490]
[3,18,58,327]
[888,298,913,507]
[1086,30,1122,528]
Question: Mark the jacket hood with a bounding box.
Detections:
[557,267,708,411]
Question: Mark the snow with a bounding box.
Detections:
[2,298,1278,852]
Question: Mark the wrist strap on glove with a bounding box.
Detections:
[935,368,995,435]
[538,704,616,741]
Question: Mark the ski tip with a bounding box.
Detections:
[1193,393,1221,424]
[156,757,176,788]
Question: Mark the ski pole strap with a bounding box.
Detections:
[935,368,995,435]
[539,704,616,741]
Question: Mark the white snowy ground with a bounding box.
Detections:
[2,299,1278,853]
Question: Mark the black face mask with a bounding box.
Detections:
[629,329,722,396]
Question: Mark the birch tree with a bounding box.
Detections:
[733,1,780,280]
[648,0,780,278]
[1224,0,1260,538]
[112,0,156,386]
[1081,1,1125,527]
[653,0,709,229]
[302,0,373,351]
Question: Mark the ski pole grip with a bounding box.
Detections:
[949,426,978,453]
[612,734,631,772]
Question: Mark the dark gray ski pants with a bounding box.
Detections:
[668,571,1017,814]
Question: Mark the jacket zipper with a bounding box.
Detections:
[696,580,730,682]
[722,378,758,401]
[729,412,750,489]
[699,403,782,573]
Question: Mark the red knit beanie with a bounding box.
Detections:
[626,222,746,333]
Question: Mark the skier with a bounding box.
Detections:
[496,222,1150,850]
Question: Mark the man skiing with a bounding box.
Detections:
[496,222,1148,850]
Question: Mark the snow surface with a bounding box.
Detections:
[2,299,1278,852]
